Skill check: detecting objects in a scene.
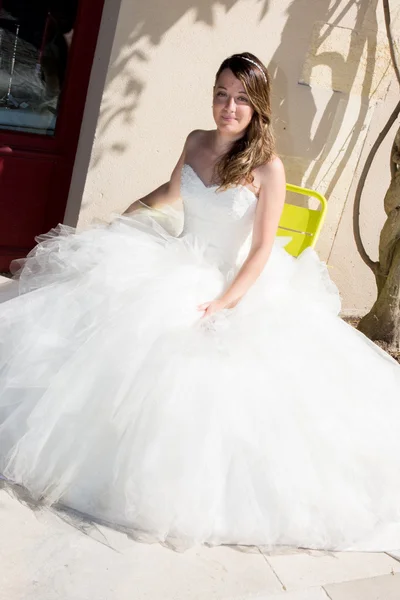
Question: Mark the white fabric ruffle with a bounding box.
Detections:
[1,206,400,552]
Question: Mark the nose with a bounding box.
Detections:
[225,96,236,112]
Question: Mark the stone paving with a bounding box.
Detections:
[2,275,400,599]
[1,484,400,600]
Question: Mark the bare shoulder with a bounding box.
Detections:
[257,155,285,185]
[184,129,214,164]
[185,129,210,151]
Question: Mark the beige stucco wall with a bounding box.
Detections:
[66,0,400,314]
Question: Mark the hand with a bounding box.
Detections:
[197,297,240,319]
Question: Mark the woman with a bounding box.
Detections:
[1,52,400,552]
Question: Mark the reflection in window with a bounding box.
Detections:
[0,1,77,136]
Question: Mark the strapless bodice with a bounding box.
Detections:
[179,164,257,268]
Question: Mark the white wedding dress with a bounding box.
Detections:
[1,163,400,552]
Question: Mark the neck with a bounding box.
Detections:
[211,129,243,158]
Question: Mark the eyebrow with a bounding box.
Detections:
[216,85,248,95]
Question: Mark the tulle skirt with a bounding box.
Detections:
[1,210,400,552]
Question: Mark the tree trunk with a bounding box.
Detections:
[358,127,400,350]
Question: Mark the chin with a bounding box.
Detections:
[218,120,241,132]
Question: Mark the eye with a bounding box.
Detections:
[216,91,226,97]
[238,96,249,102]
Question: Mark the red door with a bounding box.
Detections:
[0,0,105,270]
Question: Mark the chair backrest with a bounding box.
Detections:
[277,183,328,257]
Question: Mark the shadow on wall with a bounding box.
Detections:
[88,0,269,173]
[87,0,378,199]
[271,0,378,199]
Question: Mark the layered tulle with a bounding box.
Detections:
[1,196,400,551]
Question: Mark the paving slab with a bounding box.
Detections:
[0,275,18,303]
[387,549,400,563]
[324,572,400,599]
[0,488,282,600]
[3,485,400,599]
[262,586,329,599]
[263,549,400,591]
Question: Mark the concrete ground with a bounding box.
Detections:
[0,275,17,302]
[2,275,400,599]
[2,481,400,600]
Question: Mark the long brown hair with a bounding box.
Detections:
[214,52,275,190]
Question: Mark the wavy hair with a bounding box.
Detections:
[214,52,275,190]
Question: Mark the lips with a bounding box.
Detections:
[222,116,236,122]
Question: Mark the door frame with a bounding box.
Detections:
[0,0,106,237]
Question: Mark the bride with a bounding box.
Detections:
[1,52,400,552]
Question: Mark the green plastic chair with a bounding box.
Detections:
[277,183,328,257]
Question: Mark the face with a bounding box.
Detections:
[213,68,254,136]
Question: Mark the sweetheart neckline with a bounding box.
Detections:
[182,163,258,202]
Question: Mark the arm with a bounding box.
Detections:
[123,132,195,215]
[198,157,286,317]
